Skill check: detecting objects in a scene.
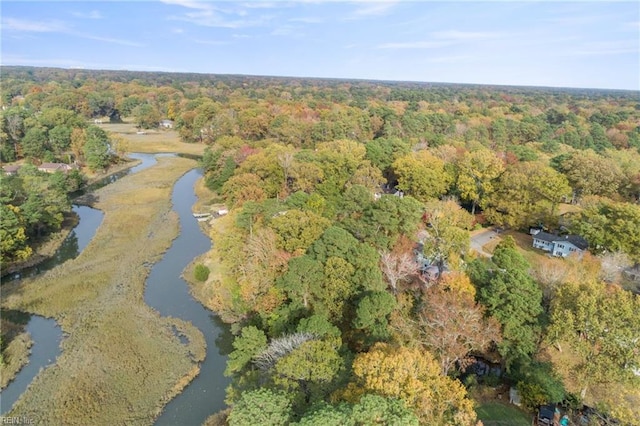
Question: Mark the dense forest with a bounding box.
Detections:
[1,66,639,425]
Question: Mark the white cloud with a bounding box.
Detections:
[270,25,307,38]
[624,20,640,30]
[160,0,210,11]
[545,14,601,26]
[351,1,398,17]
[72,10,103,20]
[572,40,639,56]
[427,55,475,64]
[238,2,280,9]
[2,17,68,32]
[162,0,275,28]
[289,17,324,24]
[192,38,230,46]
[82,35,144,47]
[432,30,503,41]
[1,17,143,47]
[377,40,453,49]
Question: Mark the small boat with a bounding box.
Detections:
[193,212,211,218]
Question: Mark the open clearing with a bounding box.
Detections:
[99,121,206,156]
[1,156,206,425]
[476,402,532,426]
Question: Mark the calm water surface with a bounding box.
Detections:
[0,154,231,420]
[145,168,232,426]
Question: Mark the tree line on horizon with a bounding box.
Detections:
[1,66,639,424]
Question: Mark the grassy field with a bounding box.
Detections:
[480,230,554,266]
[98,121,206,156]
[476,402,532,426]
[1,156,207,425]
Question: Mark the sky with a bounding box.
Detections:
[1,1,639,90]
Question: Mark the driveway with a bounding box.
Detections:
[470,229,499,257]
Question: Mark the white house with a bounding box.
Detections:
[532,231,588,257]
[159,119,174,129]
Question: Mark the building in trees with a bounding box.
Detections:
[531,231,588,258]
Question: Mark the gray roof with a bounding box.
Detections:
[3,164,21,173]
[533,231,588,250]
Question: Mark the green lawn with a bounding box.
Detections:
[476,402,532,426]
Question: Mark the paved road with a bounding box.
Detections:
[470,229,499,257]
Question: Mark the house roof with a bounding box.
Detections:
[3,164,21,173]
[38,162,77,172]
[533,231,588,250]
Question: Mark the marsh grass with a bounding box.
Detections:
[99,121,206,156]
[0,157,208,425]
[0,331,33,390]
[0,310,34,389]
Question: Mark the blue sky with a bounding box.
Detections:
[2,1,639,90]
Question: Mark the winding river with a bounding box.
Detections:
[1,154,231,421]
[145,169,232,425]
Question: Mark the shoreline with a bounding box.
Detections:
[1,157,141,280]
[1,157,207,424]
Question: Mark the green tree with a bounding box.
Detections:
[350,394,418,426]
[392,150,451,201]
[473,238,544,368]
[83,125,111,171]
[272,339,343,403]
[512,361,566,410]
[21,126,48,159]
[364,137,411,179]
[194,264,210,281]
[228,388,293,426]
[295,395,418,426]
[132,103,161,129]
[421,199,474,267]
[567,199,640,262]
[360,195,423,250]
[484,162,571,229]
[0,203,32,263]
[308,226,384,293]
[456,149,505,214]
[48,125,73,154]
[353,291,397,341]
[278,255,325,311]
[548,280,640,395]
[555,151,623,200]
[226,326,268,376]
[269,209,331,254]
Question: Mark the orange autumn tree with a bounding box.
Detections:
[418,282,502,375]
[337,343,477,425]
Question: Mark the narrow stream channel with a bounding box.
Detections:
[0,153,177,415]
[144,168,232,425]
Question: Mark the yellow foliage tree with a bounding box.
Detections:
[337,343,477,425]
